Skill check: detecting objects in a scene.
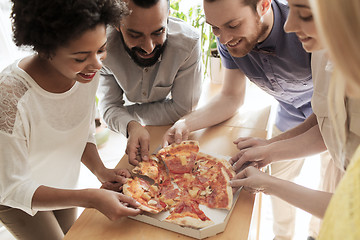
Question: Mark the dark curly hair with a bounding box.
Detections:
[132,0,169,9]
[11,0,129,58]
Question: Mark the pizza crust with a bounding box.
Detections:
[158,140,200,155]
[221,167,233,210]
[218,158,236,178]
[165,214,214,229]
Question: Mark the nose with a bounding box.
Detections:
[141,37,156,54]
[284,11,298,33]
[91,53,105,70]
[217,30,233,45]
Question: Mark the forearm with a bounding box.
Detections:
[32,185,95,211]
[183,93,244,132]
[126,100,187,125]
[267,177,332,218]
[81,142,107,181]
[269,125,327,162]
[268,113,318,143]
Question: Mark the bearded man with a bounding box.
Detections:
[163,1,313,239]
[97,0,202,166]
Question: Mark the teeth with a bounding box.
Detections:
[227,40,240,47]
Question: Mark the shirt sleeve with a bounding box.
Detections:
[97,68,138,136]
[0,116,40,216]
[125,37,203,127]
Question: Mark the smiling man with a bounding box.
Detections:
[97,0,202,166]
[162,0,314,239]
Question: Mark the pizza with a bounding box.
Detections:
[123,140,234,229]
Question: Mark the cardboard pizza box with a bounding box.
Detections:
[128,189,241,239]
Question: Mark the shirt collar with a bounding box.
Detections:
[253,1,281,54]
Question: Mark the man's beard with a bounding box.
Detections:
[226,17,269,58]
[120,33,167,68]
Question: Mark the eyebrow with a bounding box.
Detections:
[293,4,310,8]
[126,26,165,35]
[206,18,240,28]
[71,41,107,55]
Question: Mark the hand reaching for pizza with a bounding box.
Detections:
[230,166,273,194]
[100,168,131,192]
[87,188,141,221]
[162,119,190,147]
[126,120,150,165]
[233,136,269,150]
[230,141,273,173]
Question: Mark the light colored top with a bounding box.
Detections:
[97,17,202,136]
[0,59,97,215]
[318,145,360,240]
[312,50,360,170]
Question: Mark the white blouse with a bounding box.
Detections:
[0,59,98,215]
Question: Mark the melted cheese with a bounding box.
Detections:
[179,155,187,166]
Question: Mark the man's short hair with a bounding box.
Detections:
[204,0,260,12]
[132,0,170,9]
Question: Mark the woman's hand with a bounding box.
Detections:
[98,168,131,192]
[230,166,274,194]
[87,189,141,221]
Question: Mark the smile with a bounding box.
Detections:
[297,35,312,43]
[136,50,156,59]
[227,39,242,48]
[78,72,96,80]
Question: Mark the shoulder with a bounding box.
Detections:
[105,26,123,52]
[167,17,200,52]
[0,63,30,99]
[0,63,30,135]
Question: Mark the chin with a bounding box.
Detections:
[227,47,250,58]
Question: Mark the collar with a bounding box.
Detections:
[252,1,282,55]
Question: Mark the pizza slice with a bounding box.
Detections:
[123,177,166,214]
[164,201,214,229]
[131,154,169,185]
[191,153,234,210]
[157,140,200,174]
[194,152,235,179]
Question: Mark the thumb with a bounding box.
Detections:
[229,178,248,188]
[174,129,183,144]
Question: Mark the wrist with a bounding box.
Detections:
[266,142,284,163]
[93,167,109,183]
[78,189,98,209]
[263,175,279,195]
[176,118,190,131]
[127,120,142,136]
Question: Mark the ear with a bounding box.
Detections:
[257,0,272,17]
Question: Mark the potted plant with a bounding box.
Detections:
[170,1,223,83]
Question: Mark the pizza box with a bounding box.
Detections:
[128,188,241,239]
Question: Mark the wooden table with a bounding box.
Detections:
[64,79,272,240]
[64,123,268,240]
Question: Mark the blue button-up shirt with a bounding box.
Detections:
[219,0,313,131]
